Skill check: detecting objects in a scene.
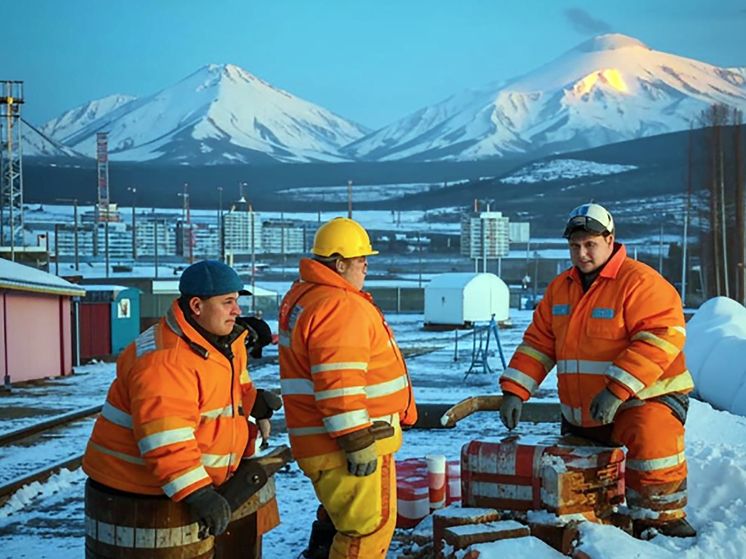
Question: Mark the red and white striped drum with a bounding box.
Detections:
[396,458,430,528]
[461,436,625,517]
[446,460,461,505]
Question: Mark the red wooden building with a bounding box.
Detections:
[0,258,86,388]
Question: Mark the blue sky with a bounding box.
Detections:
[8,0,746,130]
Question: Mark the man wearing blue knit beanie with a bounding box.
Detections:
[83,260,282,549]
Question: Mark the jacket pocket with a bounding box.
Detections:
[586,307,627,340]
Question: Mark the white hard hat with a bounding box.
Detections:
[563,203,614,238]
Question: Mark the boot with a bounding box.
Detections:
[634,517,696,540]
[300,520,337,559]
[658,518,697,538]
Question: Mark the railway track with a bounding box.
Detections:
[0,405,101,507]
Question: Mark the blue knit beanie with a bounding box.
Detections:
[179,260,249,297]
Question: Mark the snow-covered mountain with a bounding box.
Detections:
[344,34,746,162]
[40,94,137,142]
[43,64,369,164]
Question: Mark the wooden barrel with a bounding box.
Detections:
[213,478,279,559]
[85,480,214,559]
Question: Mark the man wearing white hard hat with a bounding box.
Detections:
[499,203,696,539]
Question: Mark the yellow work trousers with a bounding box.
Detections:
[307,454,396,559]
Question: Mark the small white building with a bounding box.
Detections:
[424,273,509,327]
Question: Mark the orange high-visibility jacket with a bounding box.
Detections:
[501,244,694,427]
[83,301,258,501]
[279,258,417,472]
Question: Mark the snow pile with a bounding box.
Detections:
[500,159,637,184]
[0,468,85,518]
[572,398,746,559]
[684,297,746,416]
[456,536,565,558]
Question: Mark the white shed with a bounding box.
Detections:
[424,273,509,326]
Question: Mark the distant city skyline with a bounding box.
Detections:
[8,0,746,130]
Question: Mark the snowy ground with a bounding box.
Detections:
[1,311,746,558]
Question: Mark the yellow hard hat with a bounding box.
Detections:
[311,217,379,258]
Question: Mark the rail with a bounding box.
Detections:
[0,405,102,447]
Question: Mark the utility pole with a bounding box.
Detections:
[178,183,192,264]
[418,231,422,288]
[217,186,224,262]
[128,186,137,260]
[735,109,746,304]
[533,251,539,304]
[105,209,110,279]
[659,224,664,274]
[57,198,79,271]
[482,215,487,273]
[153,214,159,279]
[250,201,256,315]
[721,140,729,297]
[347,180,353,219]
[682,127,692,307]
[54,223,59,276]
[280,210,286,270]
[73,199,79,272]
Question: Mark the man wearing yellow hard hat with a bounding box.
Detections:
[278,217,418,559]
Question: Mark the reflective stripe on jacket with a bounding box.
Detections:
[279,258,417,472]
[82,300,258,501]
[500,244,693,427]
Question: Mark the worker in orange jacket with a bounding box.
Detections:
[279,217,418,559]
[499,203,696,539]
[83,260,280,539]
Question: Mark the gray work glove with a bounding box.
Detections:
[590,388,624,425]
[336,421,395,477]
[183,486,231,538]
[500,392,524,430]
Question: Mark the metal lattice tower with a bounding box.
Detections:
[96,132,110,221]
[0,81,25,259]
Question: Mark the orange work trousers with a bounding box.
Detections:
[613,401,688,522]
[564,399,688,522]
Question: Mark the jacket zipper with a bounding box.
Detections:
[225,345,236,474]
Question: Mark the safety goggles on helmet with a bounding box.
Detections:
[563,203,614,239]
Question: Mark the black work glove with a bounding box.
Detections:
[251,389,283,420]
[183,486,231,538]
[236,316,273,358]
[500,392,524,431]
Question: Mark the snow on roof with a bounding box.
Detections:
[427,272,501,290]
[0,259,86,297]
[83,284,133,291]
[82,284,139,298]
[151,280,277,297]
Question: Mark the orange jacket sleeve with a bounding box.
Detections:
[606,275,686,399]
[500,282,557,401]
